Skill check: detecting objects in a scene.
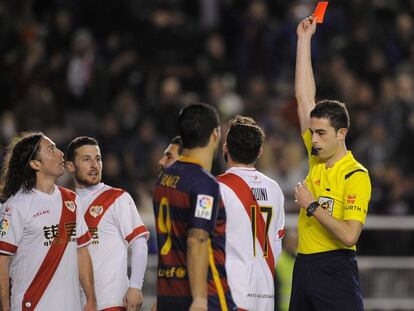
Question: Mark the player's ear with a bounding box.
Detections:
[65,160,75,173]
[211,126,221,143]
[257,146,264,159]
[337,128,347,141]
[29,159,41,171]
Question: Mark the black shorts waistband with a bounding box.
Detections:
[296,249,356,260]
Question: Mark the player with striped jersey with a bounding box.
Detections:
[66,136,149,311]
[0,132,95,311]
[218,116,285,310]
[153,103,237,311]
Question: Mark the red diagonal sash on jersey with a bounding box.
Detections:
[83,188,125,228]
[22,187,77,310]
[218,173,275,278]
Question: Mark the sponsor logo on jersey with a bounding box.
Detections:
[33,210,50,218]
[65,201,76,212]
[195,194,214,220]
[347,194,356,204]
[318,196,334,215]
[43,222,77,246]
[89,205,103,218]
[0,218,10,237]
[247,293,275,299]
[158,266,187,279]
[249,175,261,184]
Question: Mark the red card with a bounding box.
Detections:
[313,2,329,23]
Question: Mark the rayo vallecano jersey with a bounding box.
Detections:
[0,186,91,311]
[218,167,285,311]
[76,183,149,310]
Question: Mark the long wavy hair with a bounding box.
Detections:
[0,132,44,203]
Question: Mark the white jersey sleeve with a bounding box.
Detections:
[114,192,149,244]
[0,202,25,255]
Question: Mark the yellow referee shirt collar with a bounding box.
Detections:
[326,151,353,169]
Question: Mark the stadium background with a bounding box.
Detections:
[0,0,413,310]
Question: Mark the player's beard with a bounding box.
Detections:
[75,170,101,187]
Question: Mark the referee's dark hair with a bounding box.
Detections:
[226,115,265,165]
[178,103,220,149]
[66,136,99,162]
[311,100,350,131]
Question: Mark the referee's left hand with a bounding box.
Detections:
[294,180,315,209]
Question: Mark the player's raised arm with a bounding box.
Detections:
[295,16,317,134]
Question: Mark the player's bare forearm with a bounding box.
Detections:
[295,17,317,133]
[187,228,209,310]
[77,246,97,311]
[0,255,11,311]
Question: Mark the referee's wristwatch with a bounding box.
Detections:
[306,201,319,217]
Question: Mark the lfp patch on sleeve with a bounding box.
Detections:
[195,195,214,220]
[0,218,10,237]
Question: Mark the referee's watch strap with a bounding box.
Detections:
[306,201,319,217]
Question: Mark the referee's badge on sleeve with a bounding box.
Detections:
[318,196,334,215]
[195,195,214,220]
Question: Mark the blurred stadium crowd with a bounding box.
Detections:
[0,0,413,230]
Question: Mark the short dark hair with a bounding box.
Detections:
[311,100,350,131]
[226,115,265,165]
[170,136,183,155]
[0,131,44,202]
[66,136,99,162]
[178,103,220,149]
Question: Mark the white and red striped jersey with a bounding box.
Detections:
[0,186,91,311]
[76,183,149,310]
[218,167,285,311]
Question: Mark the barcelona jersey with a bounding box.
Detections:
[153,156,236,311]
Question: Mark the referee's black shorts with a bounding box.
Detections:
[288,249,364,311]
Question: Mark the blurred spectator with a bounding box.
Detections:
[66,28,108,114]
[235,0,280,87]
[0,1,413,232]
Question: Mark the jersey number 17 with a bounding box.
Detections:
[250,205,272,257]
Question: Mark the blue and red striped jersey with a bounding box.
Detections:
[153,156,237,311]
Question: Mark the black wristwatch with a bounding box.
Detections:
[306,201,319,217]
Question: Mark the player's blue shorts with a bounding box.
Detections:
[289,249,364,311]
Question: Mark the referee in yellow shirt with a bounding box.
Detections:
[289,17,371,311]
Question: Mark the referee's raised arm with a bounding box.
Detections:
[295,16,317,134]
